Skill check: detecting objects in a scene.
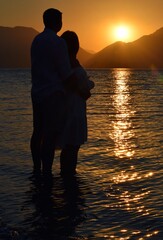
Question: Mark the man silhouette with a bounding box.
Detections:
[30,8,88,176]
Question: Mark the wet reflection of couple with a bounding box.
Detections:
[24,176,87,239]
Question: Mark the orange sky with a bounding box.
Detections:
[1,0,163,52]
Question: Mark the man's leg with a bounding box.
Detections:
[41,132,56,175]
[30,130,42,172]
[30,100,42,173]
[41,92,66,175]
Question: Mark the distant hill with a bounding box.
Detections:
[0,26,92,68]
[0,26,38,68]
[85,27,163,68]
[77,48,93,66]
[1,26,163,68]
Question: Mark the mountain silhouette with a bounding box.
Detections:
[0,26,38,68]
[0,26,92,68]
[0,26,163,68]
[77,48,93,66]
[85,27,163,68]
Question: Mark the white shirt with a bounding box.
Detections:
[31,28,72,102]
[58,66,95,147]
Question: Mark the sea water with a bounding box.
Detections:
[0,68,163,239]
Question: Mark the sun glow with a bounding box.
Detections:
[114,25,130,42]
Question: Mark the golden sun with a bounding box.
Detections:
[114,25,130,41]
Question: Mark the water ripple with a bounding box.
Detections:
[0,69,163,239]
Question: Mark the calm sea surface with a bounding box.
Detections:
[0,68,163,240]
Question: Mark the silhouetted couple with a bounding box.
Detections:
[30,8,94,178]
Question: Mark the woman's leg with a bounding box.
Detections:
[60,145,80,176]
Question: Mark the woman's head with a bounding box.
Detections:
[61,31,79,57]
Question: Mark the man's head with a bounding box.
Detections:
[43,8,62,33]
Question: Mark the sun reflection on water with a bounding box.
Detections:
[110,69,136,159]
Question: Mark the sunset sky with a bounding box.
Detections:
[1,0,163,52]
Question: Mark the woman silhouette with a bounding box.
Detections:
[59,31,95,176]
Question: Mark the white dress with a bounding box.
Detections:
[58,66,94,147]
